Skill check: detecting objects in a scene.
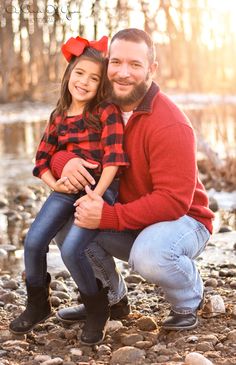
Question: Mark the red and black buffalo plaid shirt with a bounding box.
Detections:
[33,101,129,178]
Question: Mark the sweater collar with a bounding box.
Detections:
[134,82,160,113]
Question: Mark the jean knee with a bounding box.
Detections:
[129,226,175,283]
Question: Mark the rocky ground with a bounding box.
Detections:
[0,185,236,365]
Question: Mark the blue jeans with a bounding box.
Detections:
[24,183,117,294]
[55,215,210,312]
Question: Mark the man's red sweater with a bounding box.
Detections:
[51,83,214,233]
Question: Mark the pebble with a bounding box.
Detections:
[34,355,52,362]
[195,341,214,352]
[185,352,213,365]
[106,320,123,332]
[2,279,19,290]
[227,329,236,342]
[136,315,157,331]
[41,358,63,365]
[110,346,145,364]
[204,278,218,288]
[202,294,226,317]
[50,280,68,292]
[121,333,144,346]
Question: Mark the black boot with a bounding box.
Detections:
[9,273,52,334]
[56,295,130,324]
[80,287,110,345]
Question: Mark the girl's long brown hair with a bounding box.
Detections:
[49,47,109,132]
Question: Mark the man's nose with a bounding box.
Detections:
[117,64,130,77]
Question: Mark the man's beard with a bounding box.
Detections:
[110,80,149,107]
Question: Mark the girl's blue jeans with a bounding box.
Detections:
[24,183,117,295]
[55,215,210,313]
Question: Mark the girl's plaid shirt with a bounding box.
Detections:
[33,101,129,178]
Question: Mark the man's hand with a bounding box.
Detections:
[74,186,104,229]
[61,158,98,193]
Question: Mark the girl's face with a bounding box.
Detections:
[68,58,102,108]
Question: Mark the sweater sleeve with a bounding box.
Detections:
[99,124,198,230]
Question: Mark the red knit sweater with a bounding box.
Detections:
[51,83,214,233]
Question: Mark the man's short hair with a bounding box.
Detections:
[110,28,155,65]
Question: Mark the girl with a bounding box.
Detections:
[9,35,129,345]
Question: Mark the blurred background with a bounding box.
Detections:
[0,0,236,261]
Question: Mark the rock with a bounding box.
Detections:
[196,341,214,352]
[204,278,218,288]
[0,196,8,208]
[51,291,71,300]
[14,188,37,203]
[209,197,219,212]
[187,335,199,343]
[135,340,153,349]
[185,352,213,365]
[50,280,68,292]
[231,305,236,319]
[111,346,145,364]
[136,316,157,331]
[55,270,71,280]
[227,329,236,342]
[202,294,226,317]
[97,344,111,355]
[106,320,123,332]
[2,279,19,290]
[41,358,64,365]
[121,333,144,346]
[50,296,61,307]
[157,355,171,362]
[34,355,52,362]
[1,340,29,350]
[124,274,145,284]
[0,292,18,304]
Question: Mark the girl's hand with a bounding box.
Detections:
[53,177,71,193]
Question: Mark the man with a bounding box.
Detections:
[52,28,214,330]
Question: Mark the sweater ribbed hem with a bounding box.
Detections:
[50,151,78,179]
[99,202,119,230]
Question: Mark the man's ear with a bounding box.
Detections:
[150,61,158,76]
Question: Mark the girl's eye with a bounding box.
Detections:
[91,77,100,82]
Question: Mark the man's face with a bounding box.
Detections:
[107,39,154,111]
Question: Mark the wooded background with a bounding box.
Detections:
[0,0,236,102]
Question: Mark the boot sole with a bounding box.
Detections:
[162,318,198,331]
[9,311,54,335]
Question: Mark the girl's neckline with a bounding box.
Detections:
[66,113,83,118]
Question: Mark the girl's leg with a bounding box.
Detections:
[25,192,78,286]
[60,225,99,295]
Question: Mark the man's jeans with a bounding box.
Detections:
[55,215,210,313]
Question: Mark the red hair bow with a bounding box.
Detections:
[61,35,108,62]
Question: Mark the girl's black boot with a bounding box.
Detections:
[9,273,52,334]
[80,286,110,345]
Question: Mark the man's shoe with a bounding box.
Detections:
[56,295,130,324]
[162,310,198,330]
[162,296,204,331]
